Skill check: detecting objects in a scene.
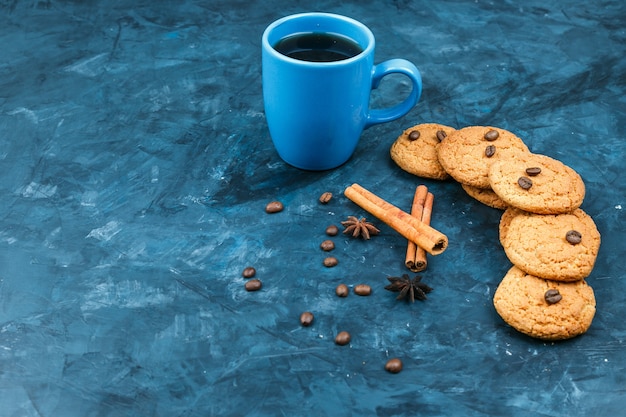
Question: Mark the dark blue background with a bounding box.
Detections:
[1,1,625,416]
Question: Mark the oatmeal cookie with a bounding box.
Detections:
[488,153,585,214]
[493,266,596,341]
[461,183,508,210]
[436,126,530,188]
[390,123,456,180]
[499,208,601,281]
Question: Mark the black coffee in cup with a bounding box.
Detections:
[273,32,363,62]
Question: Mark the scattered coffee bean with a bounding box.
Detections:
[325,224,339,236]
[485,145,496,158]
[517,176,533,190]
[385,358,403,373]
[566,230,582,245]
[245,279,262,292]
[335,283,349,297]
[320,240,335,251]
[545,289,562,304]
[265,201,284,213]
[300,311,314,327]
[335,331,351,346]
[408,130,420,141]
[242,266,256,278]
[526,167,542,176]
[323,257,338,267]
[319,192,333,204]
[436,130,447,141]
[354,284,372,296]
[484,129,499,141]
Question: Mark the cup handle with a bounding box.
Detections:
[364,58,423,129]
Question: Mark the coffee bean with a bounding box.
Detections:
[517,176,533,190]
[436,130,447,141]
[484,129,499,141]
[544,289,562,304]
[245,279,262,292]
[335,283,349,297]
[242,266,256,278]
[385,358,403,373]
[526,167,542,176]
[320,240,335,251]
[319,192,333,204]
[485,145,496,158]
[325,225,339,236]
[265,201,284,213]
[300,311,314,327]
[408,130,420,141]
[335,331,351,346]
[354,284,371,296]
[323,257,338,267]
[566,230,582,245]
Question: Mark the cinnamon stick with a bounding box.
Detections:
[413,191,434,271]
[343,183,448,255]
[405,185,428,271]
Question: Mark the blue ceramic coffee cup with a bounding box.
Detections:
[262,12,422,170]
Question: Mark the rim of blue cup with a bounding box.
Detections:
[262,12,375,66]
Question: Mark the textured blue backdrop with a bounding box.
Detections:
[1,1,625,416]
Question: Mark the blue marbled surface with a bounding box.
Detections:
[1,1,625,416]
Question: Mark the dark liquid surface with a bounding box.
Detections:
[273,32,363,62]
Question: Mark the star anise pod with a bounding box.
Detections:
[385,274,432,302]
[340,216,380,240]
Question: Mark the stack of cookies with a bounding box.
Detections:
[390,124,601,340]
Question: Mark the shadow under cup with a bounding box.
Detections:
[263,13,409,171]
